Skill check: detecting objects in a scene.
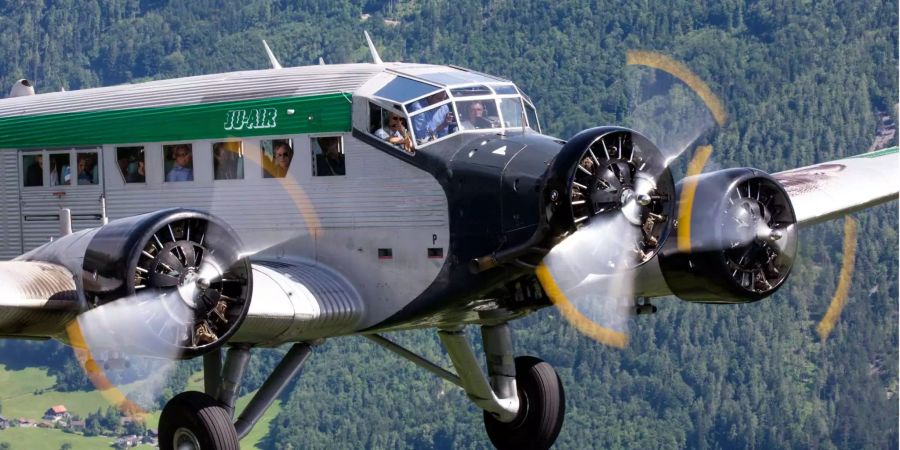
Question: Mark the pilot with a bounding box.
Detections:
[461,101,492,129]
[376,113,413,151]
[412,91,455,142]
[166,144,193,182]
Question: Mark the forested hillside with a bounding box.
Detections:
[0,1,897,449]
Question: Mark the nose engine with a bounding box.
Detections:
[544,127,677,267]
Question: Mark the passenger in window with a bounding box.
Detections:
[213,142,243,180]
[412,91,455,142]
[461,101,492,129]
[127,160,145,183]
[25,155,42,186]
[166,144,193,182]
[314,137,345,176]
[272,141,293,178]
[376,113,412,152]
[77,155,95,185]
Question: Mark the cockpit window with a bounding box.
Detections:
[450,85,493,97]
[458,99,498,130]
[498,98,525,128]
[409,91,460,144]
[367,72,540,149]
[369,102,413,153]
[492,84,518,95]
[374,77,440,104]
[525,101,540,132]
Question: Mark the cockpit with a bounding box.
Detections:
[364,69,540,152]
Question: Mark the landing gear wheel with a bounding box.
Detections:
[483,356,566,450]
[159,391,238,450]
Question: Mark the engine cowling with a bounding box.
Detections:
[659,169,797,303]
[544,127,676,267]
[81,209,252,359]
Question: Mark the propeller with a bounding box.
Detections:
[538,56,723,347]
[539,127,679,347]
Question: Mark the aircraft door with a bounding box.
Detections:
[19,147,105,252]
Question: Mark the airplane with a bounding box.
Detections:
[0,36,896,450]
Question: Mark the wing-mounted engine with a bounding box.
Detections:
[659,169,798,303]
[80,209,252,358]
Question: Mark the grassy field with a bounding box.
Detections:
[0,366,279,449]
[0,426,128,449]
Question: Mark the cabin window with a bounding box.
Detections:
[261,139,294,178]
[22,153,43,187]
[369,103,413,153]
[212,141,244,180]
[117,146,145,183]
[311,136,345,177]
[163,144,194,182]
[75,152,99,185]
[48,152,71,186]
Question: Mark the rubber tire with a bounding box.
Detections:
[159,391,239,450]
[484,356,566,450]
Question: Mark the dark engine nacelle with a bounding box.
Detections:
[659,169,797,303]
[81,209,252,359]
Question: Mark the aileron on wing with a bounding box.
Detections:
[774,146,899,226]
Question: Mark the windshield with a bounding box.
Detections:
[370,77,540,148]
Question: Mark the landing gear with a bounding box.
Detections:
[159,342,314,450]
[158,391,238,450]
[483,356,566,450]
[368,322,566,449]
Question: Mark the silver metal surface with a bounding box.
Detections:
[59,208,72,236]
[217,345,252,415]
[481,324,517,400]
[366,334,462,387]
[0,150,22,259]
[230,259,365,345]
[0,260,79,337]
[438,328,520,422]
[774,148,899,226]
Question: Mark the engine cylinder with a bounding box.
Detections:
[659,169,797,303]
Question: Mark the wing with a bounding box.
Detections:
[774,147,898,226]
[0,261,79,338]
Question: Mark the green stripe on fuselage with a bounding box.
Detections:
[0,93,351,149]
[848,146,898,159]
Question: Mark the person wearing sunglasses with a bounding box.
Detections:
[376,112,413,151]
[166,144,193,182]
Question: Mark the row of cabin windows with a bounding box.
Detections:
[21,136,346,187]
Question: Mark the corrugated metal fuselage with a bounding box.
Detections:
[0,63,561,339]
